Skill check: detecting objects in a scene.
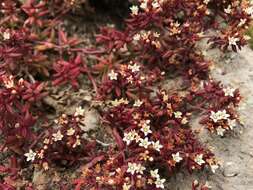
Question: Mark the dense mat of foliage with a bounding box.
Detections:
[0,0,252,189]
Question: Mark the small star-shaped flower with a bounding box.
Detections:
[227,119,237,130]
[127,162,137,175]
[133,33,141,41]
[228,36,240,47]
[141,124,152,136]
[128,63,140,73]
[24,149,36,162]
[203,0,210,4]
[123,183,131,190]
[210,110,230,123]
[133,99,143,107]
[152,1,160,9]
[245,6,253,15]
[73,138,81,148]
[52,130,64,142]
[194,154,205,165]
[135,163,146,174]
[139,137,151,149]
[150,169,160,179]
[223,86,235,97]
[216,126,226,136]
[153,32,160,38]
[67,128,75,136]
[3,31,10,40]
[174,111,182,119]
[172,152,183,163]
[108,70,118,80]
[155,178,166,189]
[152,140,163,152]
[130,5,139,15]
[238,18,247,27]
[123,130,137,145]
[181,117,188,124]
[224,5,232,14]
[140,2,148,11]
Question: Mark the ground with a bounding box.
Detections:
[165,45,253,190]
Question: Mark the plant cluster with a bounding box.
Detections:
[0,0,252,190]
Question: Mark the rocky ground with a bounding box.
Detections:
[166,45,253,190]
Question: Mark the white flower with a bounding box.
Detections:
[139,119,151,129]
[74,106,85,117]
[52,130,64,141]
[133,99,143,107]
[130,5,139,15]
[108,70,118,80]
[135,163,146,174]
[37,150,44,159]
[67,128,75,136]
[181,117,188,124]
[111,98,129,106]
[228,36,240,47]
[210,164,219,173]
[134,133,141,142]
[210,110,230,123]
[210,111,219,122]
[203,0,210,4]
[224,5,232,14]
[3,75,14,89]
[139,137,151,148]
[223,86,235,97]
[238,18,247,27]
[152,1,160,9]
[141,123,152,136]
[244,35,251,41]
[216,126,226,136]
[43,138,50,144]
[3,31,10,40]
[172,152,183,163]
[140,2,148,11]
[227,119,237,130]
[127,76,133,84]
[127,162,145,175]
[153,32,160,38]
[155,178,166,189]
[133,34,141,43]
[73,138,81,148]
[174,111,182,119]
[152,140,163,152]
[150,169,160,179]
[24,149,36,162]
[14,123,20,128]
[128,63,140,72]
[123,183,131,190]
[245,6,253,15]
[123,130,137,145]
[127,162,137,175]
[194,154,205,165]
